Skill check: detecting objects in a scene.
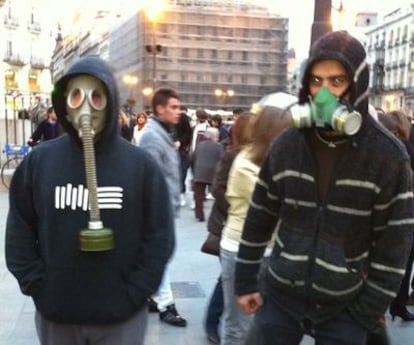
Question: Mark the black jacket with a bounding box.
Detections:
[5,56,175,324]
[235,116,414,331]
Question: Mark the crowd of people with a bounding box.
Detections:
[5,30,414,345]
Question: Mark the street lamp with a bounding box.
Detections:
[123,74,138,113]
[144,1,165,89]
[142,86,153,113]
[214,88,234,109]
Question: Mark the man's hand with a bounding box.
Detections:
[237,292,263,315]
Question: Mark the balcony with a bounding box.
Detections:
[30,56,46,69]
[4,15,18,29]
[27,21,41,34]
[3,53,26,66]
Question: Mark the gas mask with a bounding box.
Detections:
[65,75,114,252]
[66,75,107,139]
[290,87,362,135]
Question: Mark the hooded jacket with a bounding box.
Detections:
[235,31,414,331]
[5,56,175,324]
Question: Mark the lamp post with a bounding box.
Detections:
[144,1,165,89]
[123,74,138,114]
[310,0,332,46]
[214,88,234,110]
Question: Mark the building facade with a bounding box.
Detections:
[0,0,54,153]
[365,5,414,115]
[50,1,289,113]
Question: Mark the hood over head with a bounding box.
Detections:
[298,30,369,117]
[52,55,119,145]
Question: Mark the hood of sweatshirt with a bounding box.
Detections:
[51,55,119,147]
[298,30,369,118]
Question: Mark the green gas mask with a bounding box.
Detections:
[290,87,362,135]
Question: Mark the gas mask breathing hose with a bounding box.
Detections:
[78,113,114,251]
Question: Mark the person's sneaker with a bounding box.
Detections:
[206,331,220,344]
[147,298,158,312]
[206,192,215,200]
[190,201,195,210]
[180,193,186,207]
[159,304,187,327]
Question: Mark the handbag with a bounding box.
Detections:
[200,232,220,256]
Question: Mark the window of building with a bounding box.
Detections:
[182,48,189,58]
[197,49,204,58]
[242,51,248,61]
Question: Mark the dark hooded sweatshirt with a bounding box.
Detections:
[235,31,414,331]
[5,56,175,324]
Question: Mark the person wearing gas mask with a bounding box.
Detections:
[5,56,174,345]
[234,31,414,344]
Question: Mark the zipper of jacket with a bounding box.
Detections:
[304,142,322,317]
[304,140,354,316]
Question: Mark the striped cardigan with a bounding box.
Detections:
[235,116,414,331]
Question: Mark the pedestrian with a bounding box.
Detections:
[131,112,148,144]
[118,110,133,141]
[138,87,187,327]
[378,110,414,322]
[191,108,210,153]
[210,114,230,146]
[5,55,175,345]
[27,106,63,147]
[220,107,291,345]
[175,105,193,207]
[235,30,414,345]
[191,127,224,222]
[202,111,256,344]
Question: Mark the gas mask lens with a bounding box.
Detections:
[67,88,107,111]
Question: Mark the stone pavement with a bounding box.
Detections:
[0,190,414,344]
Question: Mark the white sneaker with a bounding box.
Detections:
[180,194,186,207]
[206,193,215,200]
[190,201,195,210]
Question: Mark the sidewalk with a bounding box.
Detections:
[0,190,413,344]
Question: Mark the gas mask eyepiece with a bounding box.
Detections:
[290,87,362,135]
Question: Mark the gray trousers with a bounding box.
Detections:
[35,307,148,345]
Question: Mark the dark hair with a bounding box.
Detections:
[47,106,54,114]
[151,87,180,115]
[233,108,244,115]
[195,108,209,121]
[212,114,222,126]
[248,106,291,166]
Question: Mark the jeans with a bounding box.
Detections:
[248,297,367,345]
[221,248,253,345]
[153,263,174,312]
[179,150,190,193]
[205,276,224,335]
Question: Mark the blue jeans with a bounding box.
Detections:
[248,297,367,345]
[221,248,253,345]
[205,275,224,335]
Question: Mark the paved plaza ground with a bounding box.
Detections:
[1,190,413,344]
